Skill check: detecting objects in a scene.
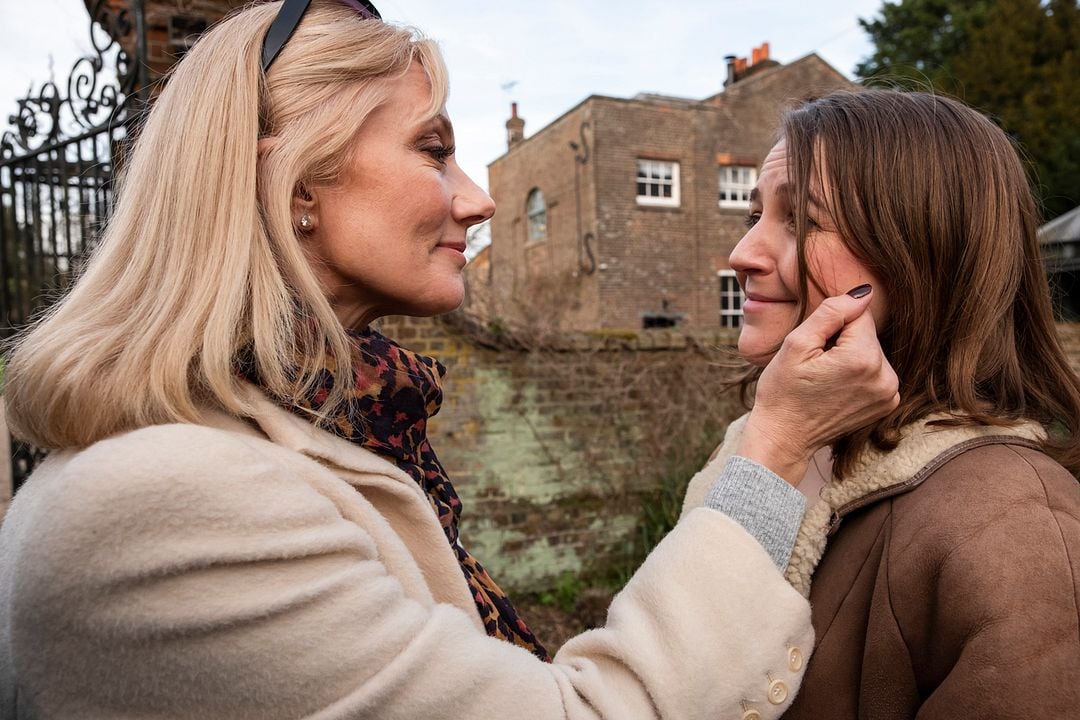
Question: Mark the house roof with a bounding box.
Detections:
[1040,205,1080,245]
[703,53,846,105]
[488,52,843,167]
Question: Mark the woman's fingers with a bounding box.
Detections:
[783,285,874,357]
[736,285,899,485]
[829,310,900,414]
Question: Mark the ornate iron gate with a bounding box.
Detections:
[1,0,148,489]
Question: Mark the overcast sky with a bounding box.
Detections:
[0,0,884,190]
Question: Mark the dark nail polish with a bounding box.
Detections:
[847,283,872,299]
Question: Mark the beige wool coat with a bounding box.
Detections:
[0,386,812,720]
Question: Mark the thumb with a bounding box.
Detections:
[833,303,880,350]
[785,284,874,354]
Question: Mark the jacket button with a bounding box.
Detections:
[741,710,763,720]
[788,646,803,671]
[768,679,789,705]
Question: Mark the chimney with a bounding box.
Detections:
[505,102,525,149]
[724,43,771,87]
[723,54,737,87]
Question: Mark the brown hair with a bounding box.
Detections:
[776,89,1080,478]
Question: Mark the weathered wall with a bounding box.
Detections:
[1055,322,1080,373]
[483,101,601,334]
[375,314,745,592]
[377,314,1080,594]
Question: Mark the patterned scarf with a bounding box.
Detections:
[239,327,551,661]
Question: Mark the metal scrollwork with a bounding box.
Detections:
[572,120,590,165]
[568,121,596,275]
[581,231,597,275]
[0,0,143,161]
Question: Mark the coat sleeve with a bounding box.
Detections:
[888,445,1080,718]
[2,424,812,720]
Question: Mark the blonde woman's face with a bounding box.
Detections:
[302,64,495,329]
[729,141,887,366]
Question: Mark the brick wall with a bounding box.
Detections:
[375,314,745,592]
[1055,323,1080,374]
[376,314,1080,593]
[483,101,602,334]
[590,97,754,330]
[102,1,246,82]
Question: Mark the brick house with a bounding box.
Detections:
[90,0,249,80]
[469,46,852,332]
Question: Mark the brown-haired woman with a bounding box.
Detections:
[685,88,1080,716]
[0,2,902,718]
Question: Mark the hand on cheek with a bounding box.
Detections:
[737,285,900,485]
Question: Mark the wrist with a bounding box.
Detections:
[736,415,811,486]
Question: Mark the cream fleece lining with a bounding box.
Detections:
[685,414,1046,597]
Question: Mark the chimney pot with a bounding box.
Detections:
[505,102,525,149]
[723,54,737,87]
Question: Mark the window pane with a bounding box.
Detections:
[637,159,679,204]
[527,189,545,215]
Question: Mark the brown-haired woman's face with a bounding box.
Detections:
[729,141,888,366]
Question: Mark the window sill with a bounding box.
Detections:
[635,197,678,208]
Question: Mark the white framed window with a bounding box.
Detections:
[718,269,744,328]
[718,165,756,208]
[636,159,680,207]
[526,188,547,243]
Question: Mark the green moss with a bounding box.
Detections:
[537,571,587,613]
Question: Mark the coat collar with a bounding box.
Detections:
[206,383,427,496]
[720,414,1046,597]
[199,384,485,630]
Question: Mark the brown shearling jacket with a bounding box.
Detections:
[685,415,1080,718]
[786,435,1080,717]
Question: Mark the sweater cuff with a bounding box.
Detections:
[703,456,806,571]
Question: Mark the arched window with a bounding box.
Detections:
[526,188,547,243]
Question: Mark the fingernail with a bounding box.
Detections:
[847,283,872,299]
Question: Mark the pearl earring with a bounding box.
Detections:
[299,214,312,230]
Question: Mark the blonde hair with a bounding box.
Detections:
[4,1,449,449]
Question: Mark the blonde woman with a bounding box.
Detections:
[0,2,897,718]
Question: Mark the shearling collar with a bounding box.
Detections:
[719,414,1046,597]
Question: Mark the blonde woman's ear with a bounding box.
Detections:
[256,136,276,156]
[292,182,317,231]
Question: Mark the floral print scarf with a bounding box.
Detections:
[239,326,551,661]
